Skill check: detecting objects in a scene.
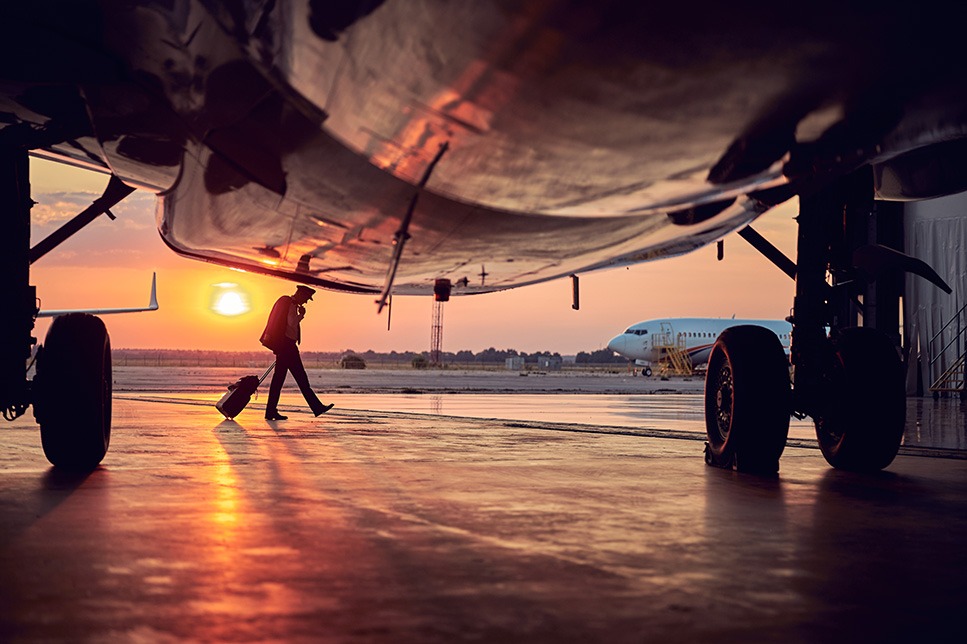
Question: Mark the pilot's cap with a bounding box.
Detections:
[295,285,315,301]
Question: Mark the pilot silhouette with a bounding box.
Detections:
[260,285,333,420]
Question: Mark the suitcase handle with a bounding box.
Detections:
[258,361,276,385]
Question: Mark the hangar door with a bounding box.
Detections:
[904,193,967,395]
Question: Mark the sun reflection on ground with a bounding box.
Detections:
[212,460,240,524]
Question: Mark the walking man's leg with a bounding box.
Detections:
[288,348,330,415]
[265,350,290,419]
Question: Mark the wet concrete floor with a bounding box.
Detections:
[2,396,966,642]
[128,389,967,452]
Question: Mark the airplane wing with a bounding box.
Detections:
[4,1,967,296]
[36,273,159,318]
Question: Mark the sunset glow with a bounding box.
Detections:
[210,283,250,317]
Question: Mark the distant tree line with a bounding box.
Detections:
[112,347,628,367]
[334,347,622,365]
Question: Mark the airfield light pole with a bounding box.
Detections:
[430,279,451,367]
[430,300,444,366]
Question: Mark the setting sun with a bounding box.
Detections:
[210,283,251,317]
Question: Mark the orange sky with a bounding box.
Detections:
[29,158,800,354]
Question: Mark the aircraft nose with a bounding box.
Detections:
[607,335,626,355]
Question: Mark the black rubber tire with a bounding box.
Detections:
[814,327,905,471]
[704,325,791,473]
[643,367,652,377]
[33,314,112,469]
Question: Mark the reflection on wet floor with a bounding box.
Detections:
[331,392,728,433]
[130,391,967,452]
[325,393,967,450]
[906,396,967,450]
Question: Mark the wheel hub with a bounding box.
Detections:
[714,363,733,439]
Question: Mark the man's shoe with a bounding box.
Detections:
[314,403,334,416]
[265,412,288,421]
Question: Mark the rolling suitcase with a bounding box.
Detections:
[215,362,276,419]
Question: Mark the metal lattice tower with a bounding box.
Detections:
[430,299,445,365]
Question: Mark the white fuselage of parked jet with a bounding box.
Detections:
[607,318,792,372]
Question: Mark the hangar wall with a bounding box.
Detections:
[904,193,967,395]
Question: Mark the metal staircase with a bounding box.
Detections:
[654,322,694,377]
[928,302,967,399]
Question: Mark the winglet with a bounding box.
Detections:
[148,272,159,310]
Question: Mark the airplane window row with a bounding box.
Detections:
[675,331,792,339]
[627,329,790,339]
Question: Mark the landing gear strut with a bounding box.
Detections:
[0,149,35,425]
[793,173,906,471]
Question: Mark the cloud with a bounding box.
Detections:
[30,189,167,268]
[31,196,96,226]
[31,190,156,226]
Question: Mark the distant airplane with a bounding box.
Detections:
[608,318,792,377]
[0,1,957,473]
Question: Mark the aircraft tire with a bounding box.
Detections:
[643,367,652,377]
[814,327,904,471]
[33,314,112,469]
[704,325,790,474]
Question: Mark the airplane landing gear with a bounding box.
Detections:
[704,169,925,474]
[790,172,908,472]
[33,314,113,469]
[704,325,790,474]
[1,147,128,468]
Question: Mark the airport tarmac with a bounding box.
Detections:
[2,377,966,642]
[115,366,967,452]
[110,365,709,395]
